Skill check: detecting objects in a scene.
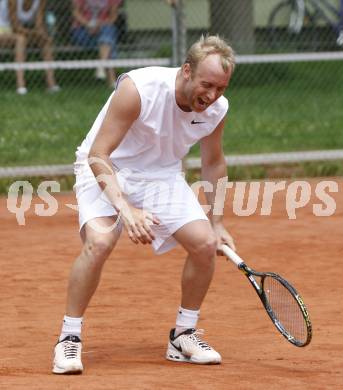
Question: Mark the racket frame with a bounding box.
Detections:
[221,245,312,347]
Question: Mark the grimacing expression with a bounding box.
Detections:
[184,54,231,112]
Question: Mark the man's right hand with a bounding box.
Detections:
[119,203,160,245]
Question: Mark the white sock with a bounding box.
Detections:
[174,306,200,336]
[59,315,83,341]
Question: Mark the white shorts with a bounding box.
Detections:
[73,162,208,254]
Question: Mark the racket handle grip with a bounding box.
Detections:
[221,244,244,267]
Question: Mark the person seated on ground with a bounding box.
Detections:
[71,0,122,88]
[8,0,60,95]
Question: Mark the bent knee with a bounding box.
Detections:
[83,237,115,262]
[188,236,217,261]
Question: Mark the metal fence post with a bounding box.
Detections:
[177,0,187,65]
[171,1,178,66]
[171,0,186,66]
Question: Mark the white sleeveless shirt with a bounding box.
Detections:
[76,67,229,179]
[17,0,40,24]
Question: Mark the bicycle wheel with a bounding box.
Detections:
[267,0,305,50]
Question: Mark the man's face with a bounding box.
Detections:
[183,54,231,112]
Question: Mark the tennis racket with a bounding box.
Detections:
[221,244,312,347]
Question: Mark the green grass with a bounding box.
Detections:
[0,75,110,166]
[0,175,76,195]
[224,61,343,153]
[0,61,342,168]
[190,61,343,156]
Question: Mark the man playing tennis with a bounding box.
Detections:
[52,35,236,374]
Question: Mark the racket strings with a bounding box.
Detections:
[263,276,308,343]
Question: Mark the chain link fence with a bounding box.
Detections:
[0,0,342,171]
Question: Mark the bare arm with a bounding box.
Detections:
[72,0,90,27]
[89,77,140,190]
[9,0,45,36]
[34,0,48,35]
[35,0,45,27]
[99,4,119,26]
[88,77,159,244]
[200,117,236,251]
[8,0,27,35]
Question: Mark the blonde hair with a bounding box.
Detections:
[185,35,236,74]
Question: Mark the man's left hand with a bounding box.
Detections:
[212,222,236,255]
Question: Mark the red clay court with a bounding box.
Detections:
[0,177,342,389]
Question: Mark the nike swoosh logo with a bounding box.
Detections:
[171,341,183,353]
[191,120,206,125]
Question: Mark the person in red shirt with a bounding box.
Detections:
[72,0,122,87]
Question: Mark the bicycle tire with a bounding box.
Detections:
[267,0,305,49]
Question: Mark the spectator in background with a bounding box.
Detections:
[0,0,18,49]
[337,15,343,46]
[8,0,60,95]
[71,0,122,88]
[0,0,10,33]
